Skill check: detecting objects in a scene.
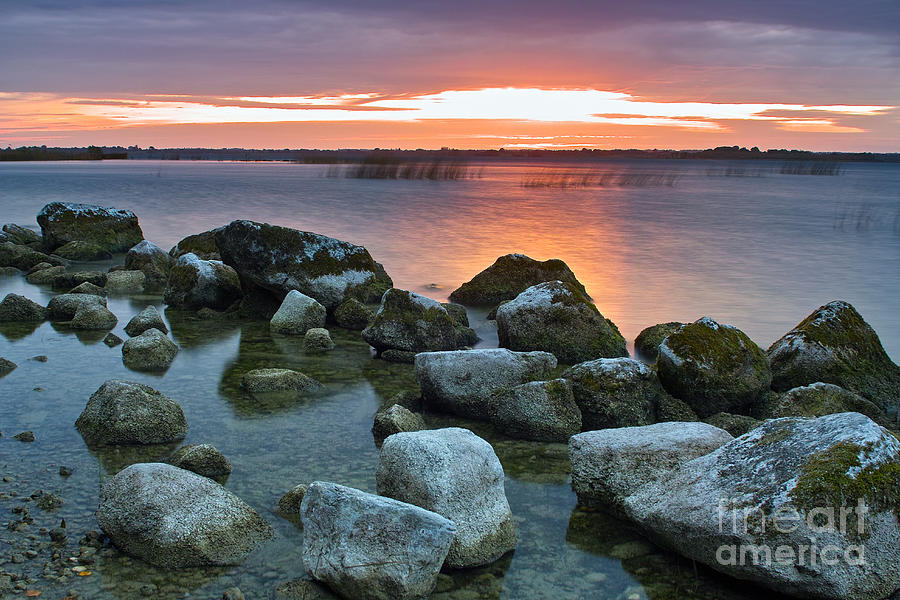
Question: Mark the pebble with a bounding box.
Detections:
[58,467,73,478]
[13,431,35,443]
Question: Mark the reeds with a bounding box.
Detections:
[780,162,843,176]
[326,157,476,180]
[521,169,680,188]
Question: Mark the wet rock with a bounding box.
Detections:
[125,240,170,287]
[657,317,771,418]
[105,270,146,292]
[277,484,308,516]
[47,293,107,320]
[241,368,322,394]
[25,264,66,285]
[30,354,48,362]
[489,379,581,442]
[0,357,16,376]
[103,332,123,347]
[563,357,667,430]
[755,381,885,422]
[441,302,470,327]
[416,348,557,420]
[381,349,417,363]
[569,422,733,515]
[767,300,900,411]
[270,290,326,335]
[634,322,684,362]
[53,241,112,261]
[449,253,589,306]
[14,431,35,442]
[0,241,65,271]
[372,404,426,444]
[0,294,49,322]
[97,462,273,567]
[334,297,374,330]
[2,224,42,246]
[377,427,517,568]
[702,412,762,437]
[69,302,117,330]
[55,269,108,290]
[75,379,187,445]
[304,327,334,353]
[121,328,178,371]
[69,281,106,296]
[301,481,455,600]
[37,202,143,253]
[168,444,232,478]
[164,253,242,310]
[362,288,476,354]
[169,227,224,261]
[124,305,168,337]
[59,466,73,477]
[496,280,627,364]
[0,266,21,276]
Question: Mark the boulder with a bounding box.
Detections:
[569,422,733,515]
[75,379,187,445]
[657,317,771,418]
[26,261,55,275]
[372,404,426,444]
[37,202,143,253]
[0,294,49,322]
[767,301,900,411]
[25,265,66,285]
[105,270,145,292]
[270,290,327,335]
[215,220,389,310]
[122,328,178,371]
[301,481,456,600]
[449,254,589,306]
[702,412,762,437]
[241,368,322,394]
[0,241,65,271]
[96,463,273,567]
[0,266,20,276]
[441,302,470,327]
[168,444,232,478]
[362,289,476,354]
[125,240,171,287]
[2,224,42,246]
[47,293,107,320]
[69,281,106,296]
[124,305,168,337]
[634,322,684,362]
[277,484,308,516]
[69,302,117,330]
[755,382,885,422]
[416,348,557,420]
[376,427,517,568]
[53,240,112,261]
[496,281,627,364]
[562,357,667,430]
[304,328,334,353]
[169,227,224,261]
[334,297,374,330]
[164,253,242,310]
[489,379,581,442]
[623,413,900,600]
[55,270,108,290]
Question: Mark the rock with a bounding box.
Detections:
[362,288,477,354]
[25,264,66,285]
[562,357,667,430]
[0,294,49,322]
[381,349,417,364]
[416,348,557,419]
[767,301,900,411]
[125,240,170,287]
[449,253,589,306]
[75,379,187,445]
[334,297,374,330]
[69,302,117,330]
[634,322,684,362]
[623,413,900,600]
[55,269,108,290]
[275,579,340,600]
[277,484,308,515]
[441,302,470,327]
[53,241,112,261]
[37,202,143,253]
[241,368,322,394]
[657,317,771,418]
[0,241,65,271]
[304,328,334,353]
[169,227,224,261]
[47,293,107,320]
[122,328,178,371]
[215,220,389,310]
[755,382,885,422]
[164,253,242,310]
[26,261,54,275]
[168,444,232,478]
[0,357,17,376]
[372,404,427,444]
[270,290,327,335]
[222,588,245,600]
[69,281,106,296]
[702,412,762,437]
[489,379,581,442]
[301,481,456,600]
[377,427,517,568]
[2,224,42,245]
[496,280,627,364]
[105,269,146,292]
[569,422,733,515]
[97,463,273,567]
[14,431,35,442]
[0,266,20,276]
[124,305,168,337]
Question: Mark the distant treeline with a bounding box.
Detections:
[0,146,127,161]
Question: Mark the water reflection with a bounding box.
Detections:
[88,441,181,479]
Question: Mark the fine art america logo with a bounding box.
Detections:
[716,498,868,567]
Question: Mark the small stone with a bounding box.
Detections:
[241,368,322,394]
[59,466,73,477]
[31,355,48,362]
[124,305,168,337]
[14,431,35,442]
[102,333,123,347]
[372,404,426,444]
[303,328,334,353]
[381,349,417,364]
[277,484,308,516]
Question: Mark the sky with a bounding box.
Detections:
[1,0,898,151]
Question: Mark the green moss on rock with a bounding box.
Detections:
[634,322,684,362]
[450,253,589,306]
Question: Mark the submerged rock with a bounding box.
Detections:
[377,427,517,568]
[301,481,456,600]
[122,328,178,371]
[489,379,581,442]
[168,443,232,478]
[124,305,168,337]
[496,280,627,364]
[304,328,335,353]
[37,202,143,253]
[657,317,771,418]
[97,463,273,567]
[277,484,308,516]
[54,240,112,261]
[362,289,476,354]
[103,332,123,347]
[755,382,885,422]
[241,368,322,394]
[767,301,900,411]
[270,290,326,335]
[449,253,589,306]
[334,297,374,330]
[634,322,684,362]
[372,404,427,444]
[164,253,242,310]
[416,348,557,420]
[0,293,49,322]
[75,379,187,445]
[47,293,107,320]
[0,357,17,376]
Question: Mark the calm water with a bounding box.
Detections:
[0,159,898,599]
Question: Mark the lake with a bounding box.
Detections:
[0,158,898,599]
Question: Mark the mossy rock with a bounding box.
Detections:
[334,297,374,330]
[767,300,900,411]
[362,288,474,354]
[168,228,224,261]
[754,382,886,424]
[37,202,143,253]
[655,395,700,422]
[1,224,41,246]
[54,240,112,261]
[702,412,761,437]
[164,253,242,310]
[126,240,171,288]
[449,253,589,306]
[657,317,771,418]
[0,241,65,271]
[634,322,684,362]
[0,293,49,322]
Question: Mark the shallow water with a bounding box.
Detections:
[0,159,897,599]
